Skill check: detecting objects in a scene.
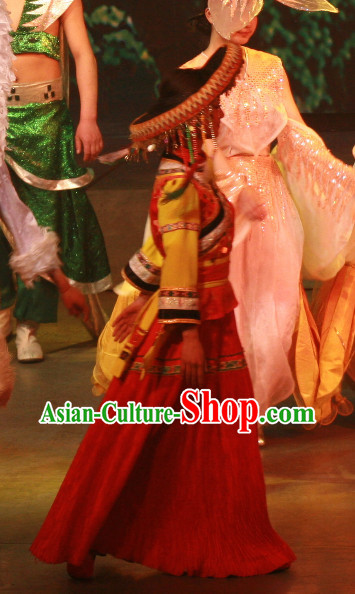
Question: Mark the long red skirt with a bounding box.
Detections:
[31,313,295,577]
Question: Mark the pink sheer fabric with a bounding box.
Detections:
[218,49,287,156]
[217,152,304,412]
[277,119,355,280]
[214,49,301,411]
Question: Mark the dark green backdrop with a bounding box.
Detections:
[76,1,354,132]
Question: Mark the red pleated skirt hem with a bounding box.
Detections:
[30,314,296,577]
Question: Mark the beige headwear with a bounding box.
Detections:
[208,0,338,39]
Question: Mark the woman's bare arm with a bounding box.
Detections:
[61,0,103,161]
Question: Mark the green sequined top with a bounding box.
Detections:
[11,0,60,61]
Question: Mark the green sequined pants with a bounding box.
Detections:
[3,98,111,323]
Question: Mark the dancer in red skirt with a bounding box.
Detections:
[31,44,295,578]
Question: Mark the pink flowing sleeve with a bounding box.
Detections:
[276,119,355,280]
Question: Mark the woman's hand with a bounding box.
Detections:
[75,119,103,162]
[180,325,205,388]
[60,286,90,321]
[238,187,267,221]
[49,268,89,320]
[112,293,151,342]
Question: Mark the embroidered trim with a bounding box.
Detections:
[160,288,199,299]
[159,221,200,234]
[126,250,161,290]
[136,251,161,276]
[206,355,247,373]
[159,288,199,312]
[130,354,247,375]
[159,299,199,310]
[159,315,201,324]
[123,266,159,294]
[131,361,181,375]
[199,194,232,254]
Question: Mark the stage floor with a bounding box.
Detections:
[1,328,354,593]
[0,120,354,593]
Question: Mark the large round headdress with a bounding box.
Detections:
[129,42,243,161]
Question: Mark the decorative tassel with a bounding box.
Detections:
[178,127,190,169]
[201,109,208,142]
[164,131,170,153]
[190,118,200,162]
[208,105,217,149]
[184,123,195,164]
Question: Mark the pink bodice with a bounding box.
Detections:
[218,48,288,156]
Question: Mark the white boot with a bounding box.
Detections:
[0,307,12,338]
[16,322,44,363]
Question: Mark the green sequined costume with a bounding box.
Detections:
[0,0,111,322]
[3,93,112,322]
